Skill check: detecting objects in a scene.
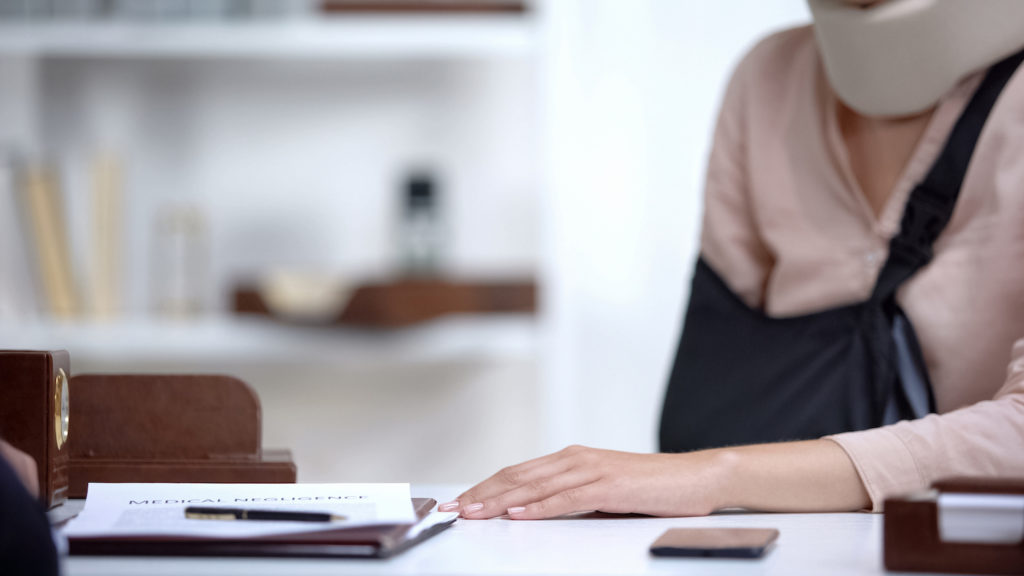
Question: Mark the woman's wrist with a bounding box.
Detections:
[699,447,744,511]
[662,447,742,514]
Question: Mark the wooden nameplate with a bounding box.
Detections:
[67,374,296,498]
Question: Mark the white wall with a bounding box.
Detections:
[539,0,812,453]
[72,354,541,483]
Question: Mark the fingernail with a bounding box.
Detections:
[438,501,460,512]
[463,502,484,514]
[507,506,526,515]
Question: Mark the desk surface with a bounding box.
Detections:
[55,484,929,576]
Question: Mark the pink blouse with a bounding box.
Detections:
[700,25,1024,511]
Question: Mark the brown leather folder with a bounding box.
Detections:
[884,477,1024,574]
[68,497,454,559]
[68,374,296,497]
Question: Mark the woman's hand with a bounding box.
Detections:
[0,439,40,498]
[440,440,871,520]
[439,445,729,520]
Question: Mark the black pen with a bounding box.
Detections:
[184,506,347,523]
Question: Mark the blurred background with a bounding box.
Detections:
[0,0,808,483]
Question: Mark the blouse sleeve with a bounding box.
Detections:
[829,337,1024,512]
[698,40,775,310]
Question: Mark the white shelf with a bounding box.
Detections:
[0,314,538,366]
[0,17,535,59]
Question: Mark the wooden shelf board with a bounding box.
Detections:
[0,18,535,59]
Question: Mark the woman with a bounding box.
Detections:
[442,0,1024,519]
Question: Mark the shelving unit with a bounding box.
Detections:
[0,12,542,361]
[0,314,537,366]
[0,17,535,59]
[0,10,545,482]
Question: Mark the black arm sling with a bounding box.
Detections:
[659,50,1024,453]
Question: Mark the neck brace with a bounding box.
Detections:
[807,0,1024,118]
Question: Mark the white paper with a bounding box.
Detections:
[938,492,1024,545]
[63,483,418,539]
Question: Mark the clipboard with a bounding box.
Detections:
[884,477,1024,574]
[68,497,455,559]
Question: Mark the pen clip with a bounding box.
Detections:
[185,511,239,521]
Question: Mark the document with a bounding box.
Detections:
[64,483,419,539]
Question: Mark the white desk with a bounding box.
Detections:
[55,484,930,576]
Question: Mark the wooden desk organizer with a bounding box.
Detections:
[884,478,1024,574]
[67,374,296,498]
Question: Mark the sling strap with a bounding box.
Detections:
[875,49,1024,422]
[872,49,1024,303]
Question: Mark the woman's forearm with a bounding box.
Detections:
[709,439,871,512]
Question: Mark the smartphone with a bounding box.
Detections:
[649,527,779,559]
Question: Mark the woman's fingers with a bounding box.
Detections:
[446,446,585,515]
[506,481,606,520]
[459,467,599,519]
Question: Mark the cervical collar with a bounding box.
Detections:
[807,0,1024,117]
